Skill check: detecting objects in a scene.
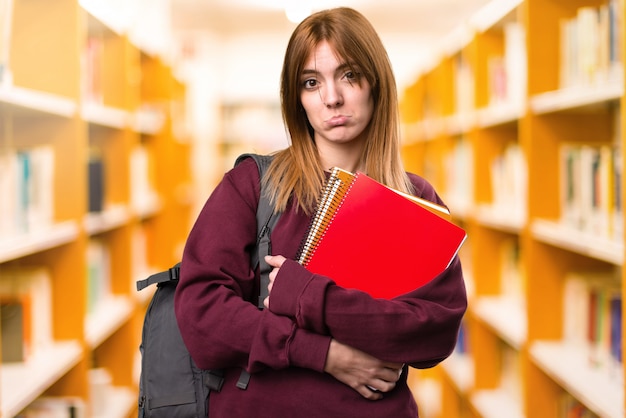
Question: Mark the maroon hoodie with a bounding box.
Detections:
[174,156,467,418]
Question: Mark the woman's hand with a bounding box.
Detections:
[263,255,287,309]
[264,257,403,399]
[324,339,404,400]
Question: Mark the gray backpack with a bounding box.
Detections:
[137,154,279,417]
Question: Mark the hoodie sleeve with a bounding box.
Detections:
[174,158,331,373]
[268,173,468,368]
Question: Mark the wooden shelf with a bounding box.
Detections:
[0,1,191,415]
[0,221,80,263]
[96,386,136,418]
[530,341,624,418]
[1,341,83,418]
[474,204,525,234]
[0,84,77,117]
[530,82,623,115]
[446,112,477,136]
[132,193,162,219]
[85,296,135,348]
[132,107,166,135]
[441,352,475,393]
[476,102,523,128]
[399,1,625,417]
[81,102,130,129]
[531,219,623,265]
[84,205,133,236]
[473,296,526,349]
[471,389,525,418]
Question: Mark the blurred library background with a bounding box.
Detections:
[0,0,624,417]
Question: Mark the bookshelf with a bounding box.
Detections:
[0,0,191,416]
[401,0,625,417]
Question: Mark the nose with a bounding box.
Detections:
[322,82,343,107]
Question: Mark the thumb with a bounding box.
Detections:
[265,255,286,268]
[264,255,277,266]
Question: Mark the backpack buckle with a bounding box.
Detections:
[169,265,180,281]
[205,370,225,392]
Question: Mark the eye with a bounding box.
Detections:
[303,79,319,89]
[343,70,362,83]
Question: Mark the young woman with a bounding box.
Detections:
[175,7,467,417]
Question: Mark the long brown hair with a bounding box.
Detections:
[264,7,413,214]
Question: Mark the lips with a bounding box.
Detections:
[326,115,349,126]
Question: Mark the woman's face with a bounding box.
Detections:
[299,41,374,150]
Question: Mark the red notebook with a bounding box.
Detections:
[297,168,467,299]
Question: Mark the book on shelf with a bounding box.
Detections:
[0,267,53,362]
[88,153,105,213]
[88,368,113,416]
[443,135,473,214]
[503,21,527,108]
[17,396,86,418]
[1,298,27,362]
[486,21,527,108]
[297,167,467,300]
[0,151,14,237]
[0,0,13,86]
[559,1,623,88]
[499,238,525,305]
[0,146,55,239]
[130,144,159,214]
[86,238,111,314]
[562,270,622,375]
[559,142,622,241]
[611,109,623,241]
[19,147,55,231]
[608,0,624,70]
[454,52,474,115]
[588,281,622,372]
[500,343,523,404]
[609,293,622,368]
[489,142,527,222]
[82,35,103,104]
[487,56,507,106]
[453,320,470,356]
[558,392,601,418]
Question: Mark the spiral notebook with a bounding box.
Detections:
[297,167,467,299]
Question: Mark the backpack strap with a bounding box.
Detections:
[136,153,280,392]
[136,263,180,291]
[233,153,282,391]
[234,153,280,309]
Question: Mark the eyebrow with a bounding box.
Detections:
[300,63,355,77]
[300,68,318,77]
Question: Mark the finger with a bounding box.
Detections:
[367,379,397,393]
[265,255,287,268]
[263,296,269,309]
[357,385,383,401]
[378,368,402,383]
[379,380,397,393]
[265,255,280,267]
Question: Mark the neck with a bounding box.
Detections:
[316,140,366,173]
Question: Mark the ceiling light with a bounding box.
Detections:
[284,2,311,23]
